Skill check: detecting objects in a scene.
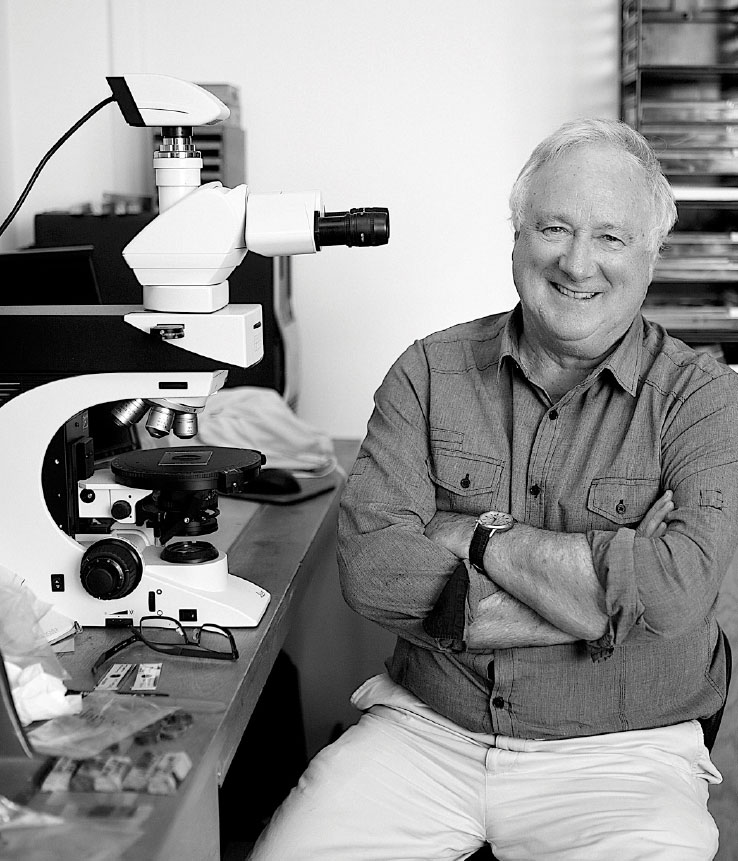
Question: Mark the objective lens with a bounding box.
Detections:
[111,398,149,427]
[172,412,198,439]
[146,405,175,439]
[314,207,390,249]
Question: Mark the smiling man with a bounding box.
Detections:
[249,120,738,861]
[512,141,657,376]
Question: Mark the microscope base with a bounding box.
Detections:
[49,544,270,629]
[140,546,271,628]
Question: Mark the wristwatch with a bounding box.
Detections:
[468,511,514,571]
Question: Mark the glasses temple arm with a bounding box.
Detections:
[91,634,139,675]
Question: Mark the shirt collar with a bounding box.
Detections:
[598,314,642,396]
[499,305,525,375]
[499,304,642,397]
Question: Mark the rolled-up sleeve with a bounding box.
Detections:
[587,370,738,650]
[338,341,462,650]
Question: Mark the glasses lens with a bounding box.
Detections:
[198,624,235,655]
[141,617,186,647]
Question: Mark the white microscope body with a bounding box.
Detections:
[0,74,389,628]
[0,366,271,628]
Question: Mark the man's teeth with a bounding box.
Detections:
[553,283,597,300]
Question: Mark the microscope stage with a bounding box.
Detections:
[111,445,263,492]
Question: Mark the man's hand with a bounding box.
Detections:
[424,511,475,560]
[635,490,674,538]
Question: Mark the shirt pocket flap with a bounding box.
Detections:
[432,452,503,497]
[587,478,660,526]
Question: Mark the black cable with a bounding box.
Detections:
[0,95,116,239]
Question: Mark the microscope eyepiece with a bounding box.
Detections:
[314,207,390,249]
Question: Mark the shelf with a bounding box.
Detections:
[672,185,738,201]
[654,271,738,282]
[636,65,738,78]
[641,13,738,24]
[622,0,738,349]
[643,307,738,342]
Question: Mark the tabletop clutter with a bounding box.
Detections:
[0,566,197,855]
[30,692,193,783]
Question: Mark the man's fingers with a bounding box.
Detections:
[636,490,674,537]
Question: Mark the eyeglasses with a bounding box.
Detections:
[91,616,238,676]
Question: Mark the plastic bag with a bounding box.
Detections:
[0,818,142,861]
[27,692,179,759]
[0,564,67,680]
[0,564,81,726]
[0,795,64,831]
[0,792,151,860]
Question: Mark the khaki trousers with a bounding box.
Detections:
[249,674,722,861]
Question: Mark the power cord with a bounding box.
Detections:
[0,95,116,239]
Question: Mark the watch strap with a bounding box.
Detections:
[469,523,492,572]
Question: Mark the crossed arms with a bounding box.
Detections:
[423,493,674,651]
[338,338,738,657]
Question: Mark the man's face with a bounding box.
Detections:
[512,143,658,362]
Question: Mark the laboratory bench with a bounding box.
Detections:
[0,439,359,860]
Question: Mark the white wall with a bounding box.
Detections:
[0,0,620,755]
[0,0,619,438]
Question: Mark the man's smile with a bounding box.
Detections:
[550,281,598,300]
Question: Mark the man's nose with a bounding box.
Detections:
[558,235,596,282]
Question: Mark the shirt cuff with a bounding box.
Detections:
[422,561,469,652]
[586,527,645,660]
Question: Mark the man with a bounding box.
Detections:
[250,119,738,860]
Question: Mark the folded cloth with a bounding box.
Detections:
[141,387,336,476]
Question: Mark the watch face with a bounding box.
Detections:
[478,511,514,530]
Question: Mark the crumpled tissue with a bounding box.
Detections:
[3,661,82,726]
[141,386,337,475]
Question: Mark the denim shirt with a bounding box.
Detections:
[337,308,738,739]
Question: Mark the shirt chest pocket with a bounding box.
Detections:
[587,477,660,530]
[431,451,504,514]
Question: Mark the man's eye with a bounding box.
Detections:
[541,226,567,237]
[602,234,624,245]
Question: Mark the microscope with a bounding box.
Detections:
[0,75,389,628]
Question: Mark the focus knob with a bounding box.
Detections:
[111,500,133,520]
[80,539,143,600]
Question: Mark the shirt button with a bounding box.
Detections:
[549,409,558,420]
[492,696,505,709]
[530,484,541,497]
[616,501,626,515]
[460,474,471,489]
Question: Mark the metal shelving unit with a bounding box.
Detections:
[621,0,738,351]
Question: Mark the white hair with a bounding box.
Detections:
[509,118,677,254]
